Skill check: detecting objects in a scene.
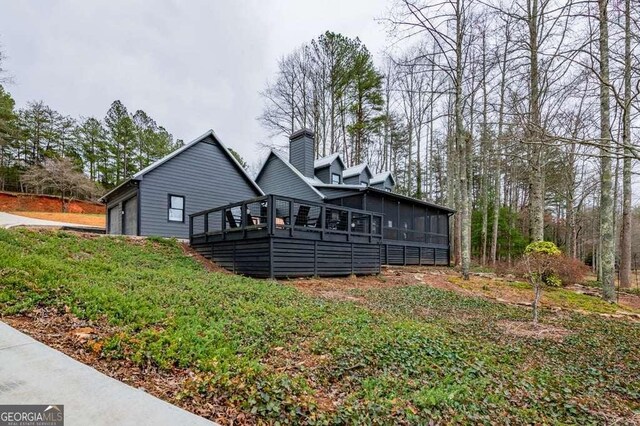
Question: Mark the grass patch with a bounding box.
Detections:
[448,274,639,314]
[543,287,621,313]
[1,228,639,424]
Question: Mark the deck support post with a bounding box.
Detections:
[351,242,354,274]
[313,241,318,277]
[269,237,274,279]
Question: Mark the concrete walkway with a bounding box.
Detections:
[0,321,217,426]
[0,212,101,230]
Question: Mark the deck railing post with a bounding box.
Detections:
[204,212,209,234]
[269,195,275,235]
[289,199,294,237]
[320,205,325,240]
[347,211,352,242]
[221,208,226,240]
[241,202,247,238]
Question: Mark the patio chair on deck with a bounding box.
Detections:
[294,205,311,227]
[225,210,239,228]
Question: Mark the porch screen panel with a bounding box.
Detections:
[383,199,398,240]
[399,203,412,241]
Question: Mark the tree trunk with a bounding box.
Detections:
[532,282,541,324]
[528,0,545,243]
[598,0,616,302]
[480,30,489,266]
[619,0,632,288]
[455,0,470,280]
[491,23,510,265]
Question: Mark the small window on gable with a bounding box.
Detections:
[168,195,185,222]
[331,173,341,184]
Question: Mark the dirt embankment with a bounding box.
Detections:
[0,191,105,214]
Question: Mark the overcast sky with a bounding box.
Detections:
[0,0,390,168]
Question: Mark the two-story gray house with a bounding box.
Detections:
[101,129,262,238]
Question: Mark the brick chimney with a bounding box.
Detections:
[289,129,315,178]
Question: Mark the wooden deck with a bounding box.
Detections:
[189,195,383,278]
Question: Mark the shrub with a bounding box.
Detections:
[520,241,563,323]
[553,256,590,287]
[524,241,561,256]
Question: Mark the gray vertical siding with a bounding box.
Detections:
[289,131,315,177]
[256,154,323,202]
[139,137,260,238]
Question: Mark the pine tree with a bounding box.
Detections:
[105,100,136,184]
[76,117,107,181]
[0,85,18,190]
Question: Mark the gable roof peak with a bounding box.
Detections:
[314,152,345,169]
[370,171,396,186]
[342,163,372,178]
[101,129,262,201]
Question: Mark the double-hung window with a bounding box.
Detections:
[168,194,185,222]
[331,173,341,184]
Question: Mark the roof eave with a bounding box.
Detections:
[99,178,140,203]
[100,128,263,201]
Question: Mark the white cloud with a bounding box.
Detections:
[0,0,389,166]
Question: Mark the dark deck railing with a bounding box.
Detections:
[189,194,383,245]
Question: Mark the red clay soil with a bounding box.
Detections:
[0,191,105,214]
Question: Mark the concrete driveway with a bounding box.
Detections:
[0,322,217,426]
[0,212,101,230]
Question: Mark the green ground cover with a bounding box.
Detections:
[0,228,638,424]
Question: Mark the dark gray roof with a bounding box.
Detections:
[342,163,372,179]
[314,153,345,169]
[100,129,263,202]
[320,185,455,213]
[370,171,396,186]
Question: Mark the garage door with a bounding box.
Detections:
[108,206,121,234]
[123,196,138,235]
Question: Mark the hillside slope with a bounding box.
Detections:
[0,229,638,424]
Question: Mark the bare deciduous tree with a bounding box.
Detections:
[21,158,100,212]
